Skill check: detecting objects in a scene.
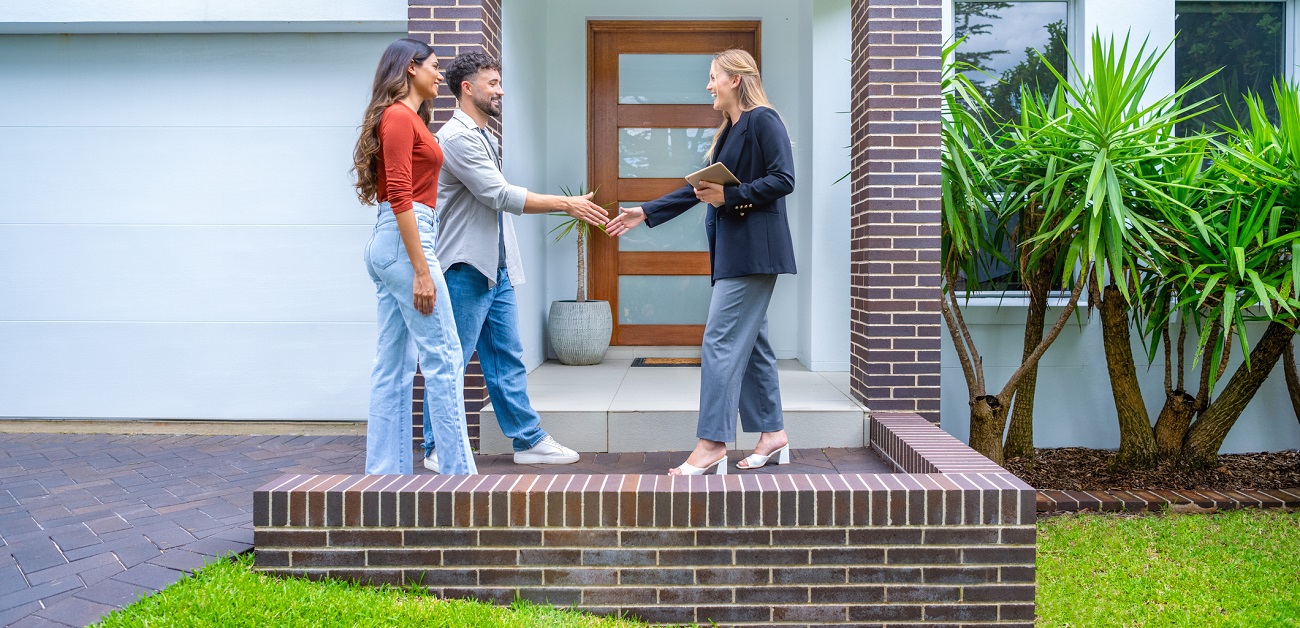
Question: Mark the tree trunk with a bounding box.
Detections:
[576,228,587,302]
[1283,341,1300,425]
[1003,261,1053,460]
[1098,284,1158,469]
[1152,390,1196,459]
[1182,320,1296,468]
[970,395,1007,466]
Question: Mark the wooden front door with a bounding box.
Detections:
[587,20,760,345]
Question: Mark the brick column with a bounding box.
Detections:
[849,0,944,422]
[408,0,502,448]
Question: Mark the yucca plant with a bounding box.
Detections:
[1027,31,1217,468]
[1151,81,1300,467]
[940,40,1091,465]
[550,184,613,302]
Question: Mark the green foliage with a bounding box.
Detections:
[1028,33,1215,301]
[1143,82,1300,388]
[550,184,614,302]
[940,37,1002,289]
[1037,509,1300,626]
[94,552,644,628]
[549,184,611,245]
[944,29,1300,459]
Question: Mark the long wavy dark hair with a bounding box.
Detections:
[352,38,435,205]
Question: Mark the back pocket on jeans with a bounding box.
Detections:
[366,229,401,270]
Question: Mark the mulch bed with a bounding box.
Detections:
[1003,448,1300,491]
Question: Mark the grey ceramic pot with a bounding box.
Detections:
[547,300,612,365]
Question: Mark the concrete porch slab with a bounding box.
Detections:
[480,359,868,454]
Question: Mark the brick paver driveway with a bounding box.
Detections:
[0,429,888,627]
[0,433,364,627]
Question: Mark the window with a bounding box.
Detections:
[1176,1,1289,133]
[954,1,1069,124]
[952,2,1070,294]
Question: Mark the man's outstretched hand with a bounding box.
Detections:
[560,192,611,228]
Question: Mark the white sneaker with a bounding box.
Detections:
[513,435,579,465]
[422,449,439,472]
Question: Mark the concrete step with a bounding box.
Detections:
[479,359,868,454]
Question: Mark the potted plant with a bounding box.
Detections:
[546,185,613,365]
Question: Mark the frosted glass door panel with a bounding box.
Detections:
[619,128,715,178]
[619,276,711,325]
[619,54,715,104]
[617,202,707,252]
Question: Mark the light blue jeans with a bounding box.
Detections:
[364,202,476,475]
[423,264,546,454]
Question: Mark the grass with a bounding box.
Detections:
[93,510,1300,627]
[92,552,643,628]
[1037,508,1300,627]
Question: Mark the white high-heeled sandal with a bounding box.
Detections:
[671,455,728,476]
[737,444,790,470]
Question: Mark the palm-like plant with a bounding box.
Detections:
[941,41,1091,465]
[1151,82,1300,467]
[550,184,612,302]
[1027,32,1216,468]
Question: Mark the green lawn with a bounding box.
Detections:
[1037,508,1300,627]
[94,509,1300,627]
[93,552,640,628]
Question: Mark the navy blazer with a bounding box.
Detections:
[642,106,796,283]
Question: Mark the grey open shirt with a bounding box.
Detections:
[434,110,528,288]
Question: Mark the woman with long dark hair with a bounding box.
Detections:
[352,38,476,475]
[608,49,796,475]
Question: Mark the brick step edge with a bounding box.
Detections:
[1036,487,1300,513]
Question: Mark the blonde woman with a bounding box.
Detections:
[351,39,476,475]
[607,49,795,475]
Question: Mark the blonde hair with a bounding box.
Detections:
[706,49,774,162]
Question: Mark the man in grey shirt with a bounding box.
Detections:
[422,51,609,471]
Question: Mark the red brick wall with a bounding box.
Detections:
[408,0,504,449]
[849,0,944,422]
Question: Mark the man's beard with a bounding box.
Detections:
[474,91,502,118]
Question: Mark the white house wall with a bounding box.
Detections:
[0,0,404,33]
[0,27,404,420]
[500,0,552,370]
[804,0,854,372]
[940,307,1300,454]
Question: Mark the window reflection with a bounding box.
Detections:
[1176,1,1286,134]
[619,276,711,325]
[954,1,1068,123]
[619,127,716,178]
[619,54,716,105]
[617,203,708,252]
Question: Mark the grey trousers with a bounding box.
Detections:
[697,274,783,443]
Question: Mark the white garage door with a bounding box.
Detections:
[0,32,404,420]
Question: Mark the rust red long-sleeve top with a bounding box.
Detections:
[377,102,443,214]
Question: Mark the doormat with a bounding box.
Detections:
[631,357,702,367]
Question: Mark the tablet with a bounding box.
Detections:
[685,162,740,188]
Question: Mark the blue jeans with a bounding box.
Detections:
[424,264,546,454]
[364,202,476,475]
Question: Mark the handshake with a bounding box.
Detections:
[562,180,727,238]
